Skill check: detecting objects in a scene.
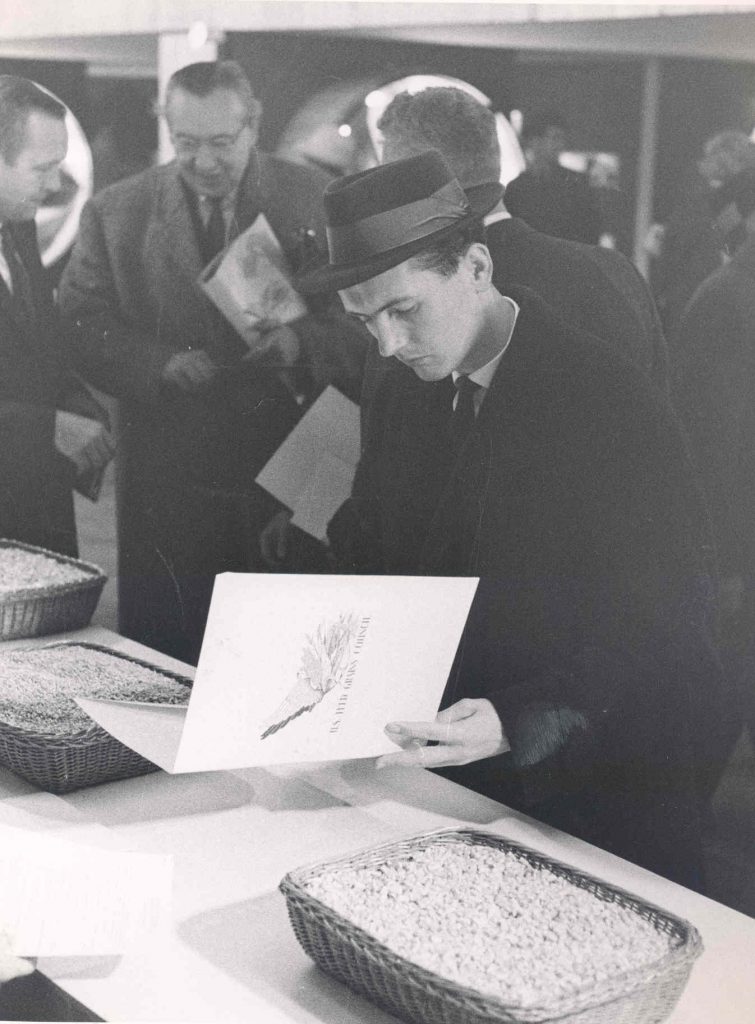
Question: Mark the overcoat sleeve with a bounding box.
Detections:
[59,200,176,407]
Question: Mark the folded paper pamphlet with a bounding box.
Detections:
[77,573,479,773]
[256,385,360,540]
[54,410,108,501]
[198,213,308,350]
[0,824,172,956]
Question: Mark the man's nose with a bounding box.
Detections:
[193,144,220,173]
[375,316,404,358]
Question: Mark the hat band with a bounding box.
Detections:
[327,180,471,266]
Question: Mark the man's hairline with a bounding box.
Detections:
[162,82,256,120]
[0,106,66,167]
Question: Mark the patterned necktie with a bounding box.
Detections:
[450,375,480,455]
[1,224,36,332]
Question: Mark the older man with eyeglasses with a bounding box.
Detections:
[60,61,366,664]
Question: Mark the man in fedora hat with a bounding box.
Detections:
[299,150,725,892]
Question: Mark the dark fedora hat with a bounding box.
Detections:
[296,150,502,294]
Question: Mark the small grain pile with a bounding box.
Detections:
[305,841,673,1007]
[0,646,189,735]
[0,546,92,595]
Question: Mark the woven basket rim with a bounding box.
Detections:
[0,640,192,745]
[280,827,703,1021]
[0,539,107,601]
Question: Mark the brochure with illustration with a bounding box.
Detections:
[256,385,360,541]
[198,213,307,350]
[77,573,478,772]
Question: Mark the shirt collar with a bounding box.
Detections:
[484,205,511,227]
[453,295,519,391]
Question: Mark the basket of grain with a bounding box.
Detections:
[0,540,107,640]
[280,828,703,1024]
[0,642,191,793]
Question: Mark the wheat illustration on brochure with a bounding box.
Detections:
[77,574,479,772]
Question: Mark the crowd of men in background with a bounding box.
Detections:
[1,63,755,903]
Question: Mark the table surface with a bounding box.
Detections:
[2,625,754,1023]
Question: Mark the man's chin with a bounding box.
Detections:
[408,361,445,382]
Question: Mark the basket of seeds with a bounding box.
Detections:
[280,828,703,1024]
[0,642,191,793]
[0,540,107,640]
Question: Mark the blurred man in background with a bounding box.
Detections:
[503,110,602,245]
[0,75,112,556]
[60,60,365,664]
[651,129,755,340]
[674,168,755,755]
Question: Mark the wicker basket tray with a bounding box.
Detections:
[0,540,107,641]
[280,828,703,1024]
[0,642,191,794]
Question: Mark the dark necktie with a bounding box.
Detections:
[450,375,480,455]
[1,225,36,332]
[203,197,227,263]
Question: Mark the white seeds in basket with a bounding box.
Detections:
[305,842,673,1007]
[0,547,92,594]
[0,646,189,735]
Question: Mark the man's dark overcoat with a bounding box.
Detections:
[59,154,366,663]
[0,220,76,555]
[339,286,725,891]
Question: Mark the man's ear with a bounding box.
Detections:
[465,242,494,291]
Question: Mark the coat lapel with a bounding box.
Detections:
[151,166,205,282]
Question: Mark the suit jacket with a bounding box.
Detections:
[59,153,366,498]
[0,220,76,554]
[338,287,723,889]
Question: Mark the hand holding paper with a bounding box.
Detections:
[0,932,33,984]
[377,698,511,770]
[55,411,116,502]
[77,573,479,773]
[162,349,218,392]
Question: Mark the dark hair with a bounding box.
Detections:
[410,220,487,277]
[164,60,258,123]
[0,75,66,163]
[378,88,500,187]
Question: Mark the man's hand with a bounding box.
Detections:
[162,350,218,392]
[260,509,294,566]
[376,698,510,770]
[72,424,116,476]
[242,325,301,368]
[0,932,33,984]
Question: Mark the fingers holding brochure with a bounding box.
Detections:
[377,699,511,770]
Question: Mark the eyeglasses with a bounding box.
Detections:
[170,123,249,157]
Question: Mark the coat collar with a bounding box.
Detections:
[154,153,266,279]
